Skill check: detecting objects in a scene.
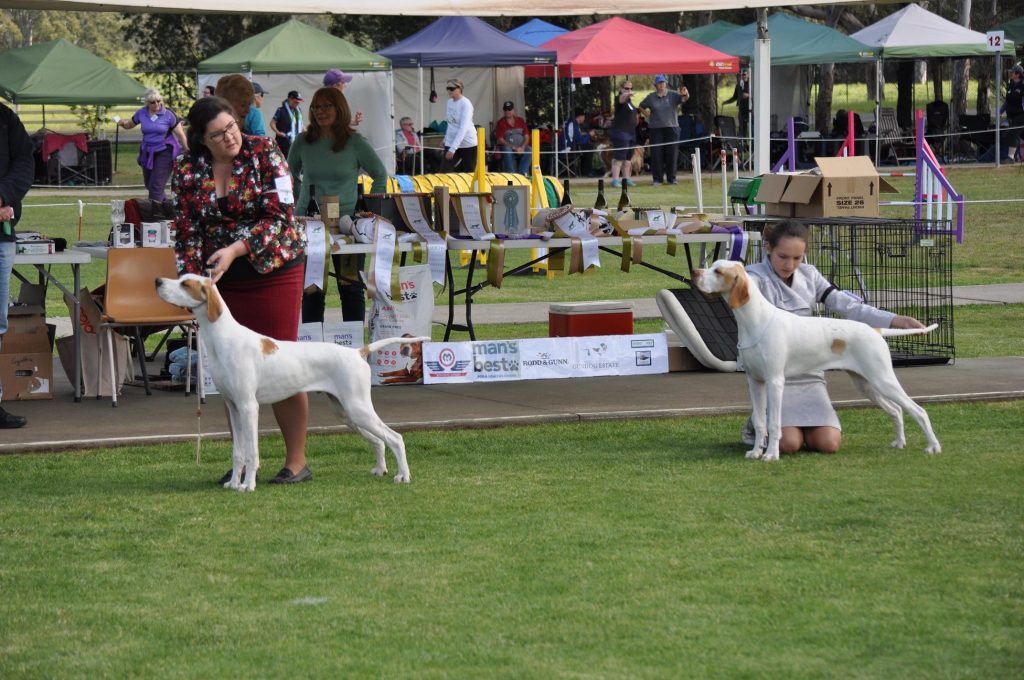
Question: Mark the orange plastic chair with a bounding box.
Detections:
[100,248,199,406]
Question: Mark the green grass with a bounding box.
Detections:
[0,401,1020,678]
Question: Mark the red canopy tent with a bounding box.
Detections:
[526,17,739,78]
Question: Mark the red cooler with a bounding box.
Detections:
[548,301,634,337]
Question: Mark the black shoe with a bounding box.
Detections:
[217,467,258,485]
[268,466,313,484]
[0,408,26,429]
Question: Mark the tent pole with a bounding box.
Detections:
[994,54,1001,167]
[553,65,560,177]
[752,10,771,175]
[42,104,46,129]
[419,66,424,175]
[874,59,881,167]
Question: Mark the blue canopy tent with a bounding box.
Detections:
[381,17,556,158]
[506,19,569,47]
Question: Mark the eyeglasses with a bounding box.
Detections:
[206,119,237,144]
[149,99,162,104]
[622,87,633,91]
[446,86,458,91]
[310,104,333,111]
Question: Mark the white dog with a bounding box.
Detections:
[156,274,425,491]
[694,260,941,461]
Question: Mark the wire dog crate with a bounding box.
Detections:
[744,217,955,366]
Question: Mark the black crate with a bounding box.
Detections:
[87,140,112,185]
[746,217,955,365]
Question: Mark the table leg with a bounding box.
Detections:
[73,263,81,401]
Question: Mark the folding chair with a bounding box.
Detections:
[925,101,950,162]
[877,108,915,165]
[711,116,738,170]
[99,248,200,407]
[44,133,97,186]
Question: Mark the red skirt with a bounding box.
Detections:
[216,264,303,341]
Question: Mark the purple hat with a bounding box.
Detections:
[323,69,354,86]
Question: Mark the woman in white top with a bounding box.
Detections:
[744,220,925,454]
[440,78,477,173]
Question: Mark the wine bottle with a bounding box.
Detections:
[594,179,607,210]
[306,183,320,218]
[616,180,630,213]
[560,179,572,207]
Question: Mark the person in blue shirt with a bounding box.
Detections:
[243,82,268,137]
[561,109,594,177]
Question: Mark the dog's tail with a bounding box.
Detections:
[879,323,938,338]
[359,336,430,359]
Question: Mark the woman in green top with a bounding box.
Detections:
[288,86,387,324]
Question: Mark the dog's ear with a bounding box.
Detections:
[203,279,224,323]
[725,265,750,309]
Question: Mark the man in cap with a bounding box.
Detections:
[723,69,751,138]
[639,74,689,185]
[242,82,268,136]
[494,100,531,175]
[323,69,364,127]
[270,90,304,157]
[440,78,477,173]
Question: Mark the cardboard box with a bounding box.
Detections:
[0,352,53,400]
[16,239,56,255]
[667,343,704,372]
[755,156,897,218]
[1,315,51,354]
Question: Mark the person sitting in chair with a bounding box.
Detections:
[561,109,594,177]
[395,116,421,175]
[494,101,531,175]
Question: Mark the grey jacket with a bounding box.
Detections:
[746,258,896,328]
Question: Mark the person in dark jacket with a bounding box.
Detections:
[1001,63,1024,161]
[0,104,35,428]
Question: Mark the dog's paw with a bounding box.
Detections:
[925,443,942,455]
[889,437,906,449]
[224,480,243,490]
[393,471,411,484]
[370,465,388,477]
[745,447,764,460]
[761,450,780,462]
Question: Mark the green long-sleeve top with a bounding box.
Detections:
[287,132,388,217]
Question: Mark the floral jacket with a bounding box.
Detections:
[171,134,305,275]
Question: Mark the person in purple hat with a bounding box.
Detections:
[323,69,363,126]
[118,88,188,201]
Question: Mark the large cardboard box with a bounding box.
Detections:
[755,156,897,218]
[2,315,51,354]
[0,352,53,400]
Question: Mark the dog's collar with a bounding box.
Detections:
[736,305,776,351]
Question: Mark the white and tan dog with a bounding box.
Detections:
[156,274,425,491]
[694,260,941,461]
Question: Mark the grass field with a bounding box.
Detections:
[0,401,1020,678]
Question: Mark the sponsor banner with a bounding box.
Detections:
[423,342,474,383]
[298,321,363,349]
[470,339,521,381]
[423,334,668,384]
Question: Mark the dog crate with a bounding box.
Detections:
[745,217,955,366]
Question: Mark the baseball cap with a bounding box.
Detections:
[654,74,667,84]
[323,68,354,86]
[287,90,303,101]
[502,100,515,111]
[1012,64,1024,76]
[252,82,267,95]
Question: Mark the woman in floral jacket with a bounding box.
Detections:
[172,96,312,486]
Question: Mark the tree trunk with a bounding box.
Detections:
[949,0,973,129]
[930,59,944,102]
[897,61,915,129]
[975,0,1000,119]
[691,11,717,133]
[813,6,842,134]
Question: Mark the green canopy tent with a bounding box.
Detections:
[998,17,1024,52]
[0,38,147,106]
[677,20,741,47]
[707,13,876,126]
[197,19,394,172]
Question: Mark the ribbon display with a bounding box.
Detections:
[397,195,445,285]
[302,219,327,291]
[486,240,506,288]
[552,210,600,273]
